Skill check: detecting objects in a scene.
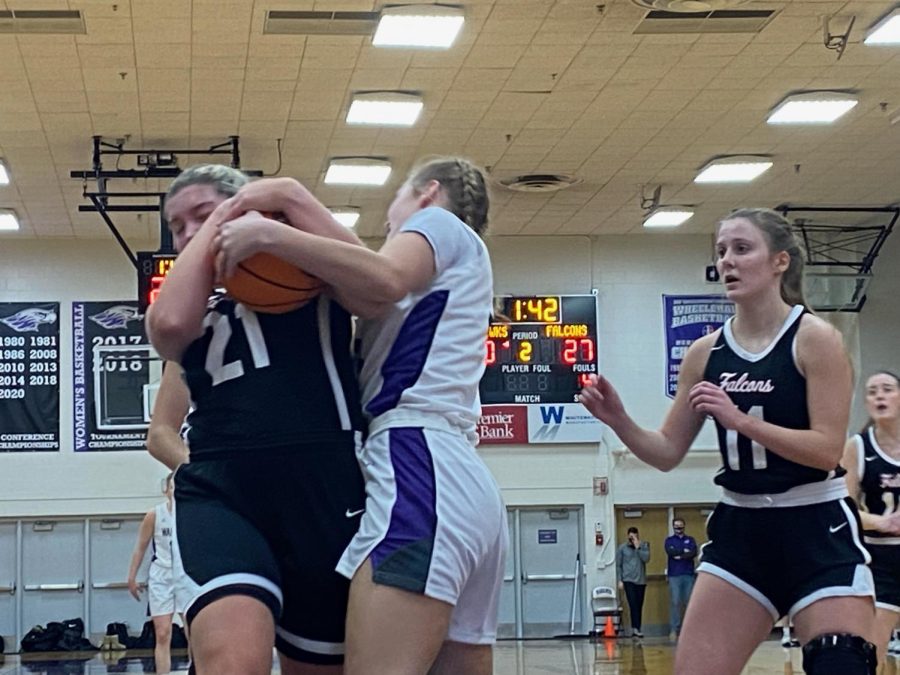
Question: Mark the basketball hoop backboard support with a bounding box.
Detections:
[776,205,898,312]
[70,135,262,269]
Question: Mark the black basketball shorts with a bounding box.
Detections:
[697,497,874,619]
[172,438,365,665]
[866,544,900,612]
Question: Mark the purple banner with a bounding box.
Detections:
[72,301,155,451]
[663,295,734,399]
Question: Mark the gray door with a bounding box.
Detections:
[22,520,86,631]
[0,522,17,652]
[497,511,518,638]
[519,507,584,638]
[89,518,148,638]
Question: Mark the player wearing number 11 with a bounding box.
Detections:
[842,371,900,668]
[580,208,876,675]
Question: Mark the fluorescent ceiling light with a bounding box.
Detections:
[694,156,773,184]
[374,4,465,48]
[767,92,858,124]
[330,208,361,228]
[0,160,9,185]
[643,209,694,228]
[347,92,423,126]
[0,210,20,231]
[324,158,392,186]
[865,7,900,45]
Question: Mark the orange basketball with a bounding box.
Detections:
[223,212,323,313]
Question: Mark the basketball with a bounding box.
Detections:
[224,212,323,313]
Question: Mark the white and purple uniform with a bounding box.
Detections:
[337,207,508,644]
[148,502,189,616]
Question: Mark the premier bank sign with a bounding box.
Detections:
[477,406,527,445]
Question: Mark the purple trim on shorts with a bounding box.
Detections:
[365,290,448,417]
[370,428,437,578]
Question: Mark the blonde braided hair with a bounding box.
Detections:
[409,156,490,235]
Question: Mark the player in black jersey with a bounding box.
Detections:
[843,371,900,667]
[580,208,876,675]
[146,165,367,675]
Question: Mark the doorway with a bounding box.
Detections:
[499,506,587,639]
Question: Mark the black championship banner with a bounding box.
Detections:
[72,301,159,451]
[0,302,60,451]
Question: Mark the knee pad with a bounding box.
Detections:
[801,633,877,675]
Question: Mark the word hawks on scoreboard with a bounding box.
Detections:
[478,295,603,445]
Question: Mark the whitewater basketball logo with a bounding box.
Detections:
[0,307,58,332]
[526,404,604,444]
[89,305,142,330]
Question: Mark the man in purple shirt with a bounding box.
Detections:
[664,518,697,641]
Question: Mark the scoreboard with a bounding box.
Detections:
[480,295,598,405]
[137,251,177,314]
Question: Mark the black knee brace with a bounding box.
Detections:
[801,633,877,675]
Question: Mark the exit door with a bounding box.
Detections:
[499,506,586,639]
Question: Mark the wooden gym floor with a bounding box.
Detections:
[4,637,896,674]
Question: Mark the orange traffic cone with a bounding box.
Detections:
[603,616,616,638]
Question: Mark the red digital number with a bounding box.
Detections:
[579,373,593,388]
[562,339,577,364]
[485,340,496,366]
[580,338,595,362]
[148,275,165,306]
[562,338,595,364]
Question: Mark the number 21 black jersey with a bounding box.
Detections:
[180,295,364,454]
[703,305,841,495]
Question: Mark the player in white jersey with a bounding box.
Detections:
[212,157,508,675]
[127,473,188,674]
[843,371,900,667]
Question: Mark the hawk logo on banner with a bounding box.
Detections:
[89,305,142,330]
[0,307,58,332]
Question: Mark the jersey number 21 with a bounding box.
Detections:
[203,305,270,386]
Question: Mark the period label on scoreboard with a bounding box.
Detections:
[72,301,161,451]
[479,295,603,444]
[0,302,60,452]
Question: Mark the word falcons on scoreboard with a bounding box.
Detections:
[478,295,603,445]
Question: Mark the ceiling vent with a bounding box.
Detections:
[634,8,778,33]
[264,10,379,36]
[499,174,582,193]
[633,0,746,11]
[0,9,85,34]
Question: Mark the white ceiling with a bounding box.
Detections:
[0,0,898,242]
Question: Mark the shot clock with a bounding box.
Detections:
[136,251,177,314]
[480,295,598,405]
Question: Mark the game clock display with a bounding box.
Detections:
[480,294,598,405]
[136,251,177,313]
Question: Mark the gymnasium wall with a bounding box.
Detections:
[0,230,896,596]
[485,233,724,590]
[0,238,166,518]
[856,227,900,430]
